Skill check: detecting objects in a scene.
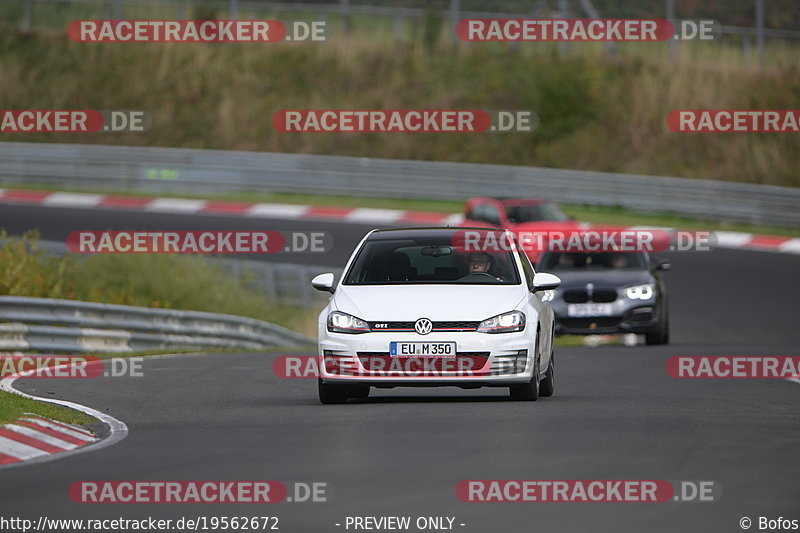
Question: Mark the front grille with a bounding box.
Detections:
[560,317,621,330]
[367,321,480,332]
[563,290,588,303]
[591,289,618,303]
[562,289,617,303]
[357,352,489,372]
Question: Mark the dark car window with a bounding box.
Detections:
[538,252,648,270]
[506,203,570,223]
[343,237,521,285]
[466,203,502,225]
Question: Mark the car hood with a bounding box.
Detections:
[333,285,525,321]
[548,269,653,289]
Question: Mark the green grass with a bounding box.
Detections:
[0,390,94,426]
[0,230,318,334]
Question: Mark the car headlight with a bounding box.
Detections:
[477,311,526,334]
[327,311,370,334]
[625,284,655,300]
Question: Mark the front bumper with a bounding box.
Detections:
[553,305,659,335]
[318,330,535,385]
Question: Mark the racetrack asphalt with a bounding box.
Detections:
[0,203,798,532]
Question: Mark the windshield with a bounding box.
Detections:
[538,252,647,271]
[506,203,570,223]
[343,237,521,285]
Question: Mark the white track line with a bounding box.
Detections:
[0,360,128,469]
[246,203,309,218]
[714,231,753,248]
[345,208,406,224]
[42,192,103,208]
[778,239,800,254]
[145,198,207,213]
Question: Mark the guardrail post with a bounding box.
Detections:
[393,15,404,41]
[114,0,121,19]
[755,0,764,65]
[265,264,277,303]
[743,35,751,66]
[22,0,31,31]
[300,269,310,308]
[340,0,351,32]
[449,0,460,43]
[557,0,569,58]
[230,0,239,20]
[666,0,676,60]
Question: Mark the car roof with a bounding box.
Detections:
[367,227,509,240]
[497,198,549,206]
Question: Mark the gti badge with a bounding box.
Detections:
[414,318,433,335]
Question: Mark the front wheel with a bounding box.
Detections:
[539,351,555,397]
[645,313,669,345]
[318,379,348,404]
[509,356,539,401]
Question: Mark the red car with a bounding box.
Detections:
[461,197,582,261]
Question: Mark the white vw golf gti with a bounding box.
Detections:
[311,228,561,404]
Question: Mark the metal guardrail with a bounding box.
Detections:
[11,0,800,42]
[0,296,314,353]
[217,257,340,309]
[1,142,798,227]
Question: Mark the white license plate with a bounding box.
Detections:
[390,342,456,357]
[567,303,614,317]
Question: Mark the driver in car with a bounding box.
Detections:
[465,252,503,281]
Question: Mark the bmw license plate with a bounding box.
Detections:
[390,342,456,357]
[567,303,614,317]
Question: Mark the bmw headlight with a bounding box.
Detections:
[625,284,655,300]
[327,311,370,334]
[477,311,526,334]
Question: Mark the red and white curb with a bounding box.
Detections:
[0,358,128,469]
[0,188,461,226]
[1,188,797,254]
[0,415,97,466]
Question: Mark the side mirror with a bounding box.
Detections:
[655,259,672,271]
[532,272,561,292]
[311,273,335,293]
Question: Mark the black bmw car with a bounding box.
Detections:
[536,251,671,345]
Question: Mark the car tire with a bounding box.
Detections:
[348,385,370,399]
[645,310,669,345]
[509,355,539,401]
[318,379,348,404]
[539,350,555,397]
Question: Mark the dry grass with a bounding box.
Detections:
[0,21,797,186]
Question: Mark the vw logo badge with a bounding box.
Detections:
[414,318,433,335]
